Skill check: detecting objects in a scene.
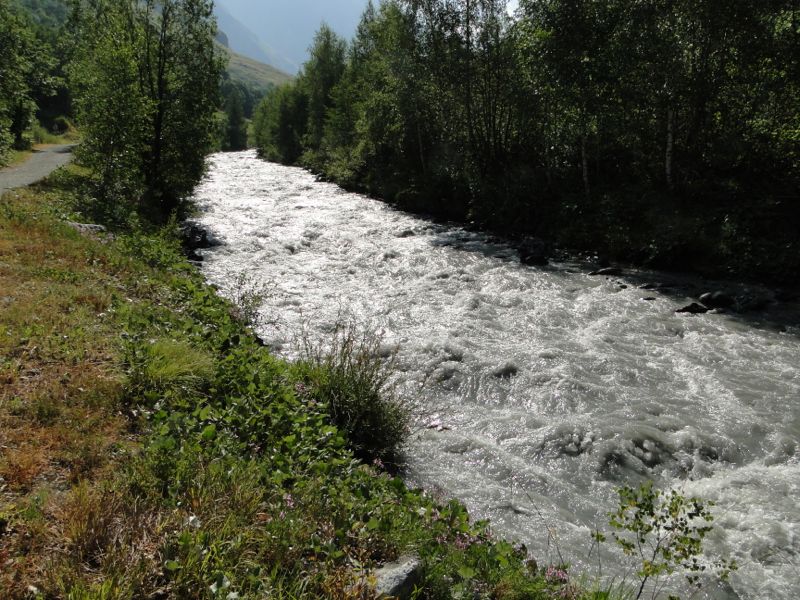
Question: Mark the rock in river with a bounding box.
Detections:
[492,362,519,378]
[589,267,622,276]
[676,302,709,314]
[518,238,549,266]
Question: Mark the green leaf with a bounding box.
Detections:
[457,565,476,580]
[164,560,182,572]
[201,424,217,440]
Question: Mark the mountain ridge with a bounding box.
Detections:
[216,0,370,74]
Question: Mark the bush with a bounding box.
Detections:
[31,121,60,145]
[52,116,71,135]
[293,322,409,464]
[594,482,737,599]
[228,271,272,332]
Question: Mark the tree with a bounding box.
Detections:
[253,0,800,282]
[252,83,308,164]
[0,3,39,158]
[301,24,346,157]
[68,0,148,203]
[223,88,248,151]
[70,0,224,217]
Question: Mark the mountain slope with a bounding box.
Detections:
[222,46,293,92]
[214,2,298,74]
[216,0,369,73]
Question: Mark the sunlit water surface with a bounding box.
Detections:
[193,151,800,599]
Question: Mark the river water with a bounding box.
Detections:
[192,151,800,599]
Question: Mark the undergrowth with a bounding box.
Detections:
[294,321,410,465]
[1,166,616,598]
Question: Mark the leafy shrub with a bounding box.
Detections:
[594,482,737,599]
[52,116,71,135]
[31,121,67,145]
[293,322,409,464]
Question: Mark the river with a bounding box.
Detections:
[192,150,799,599]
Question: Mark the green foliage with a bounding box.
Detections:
[293,321,409,463]
[0,2,36,160]
[68,2,148,204]
[69,0,224,217]
[1,0,70,160]
[253,84,308,163]
[222,88,248,151]
[600,482,737,599]
[301,24,347,157]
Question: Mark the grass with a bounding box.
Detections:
[294,320,410,464]
[30,121,81,147]
[5,149,33,167]
[0,166,622,599]
[222,45,293,93]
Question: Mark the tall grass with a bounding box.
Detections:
[31,121,63,145]
[294,321,410,464]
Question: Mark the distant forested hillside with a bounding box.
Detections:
[14,0,67,29]
[253,0,800,285]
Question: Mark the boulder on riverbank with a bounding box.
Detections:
[699,291,735,309]
[373,555,423,599]
[676,302,709,314]
[67,221,107,236]
[181,222,221,250]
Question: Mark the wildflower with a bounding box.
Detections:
[546,565,569,583]
[453,532,475,550]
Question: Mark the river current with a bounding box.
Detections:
[192,151,800,599]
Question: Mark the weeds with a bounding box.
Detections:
[228,271,273,332]
[294,320,410,463]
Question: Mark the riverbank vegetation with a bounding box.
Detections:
[1,166,629,599]
[253,0,800,285]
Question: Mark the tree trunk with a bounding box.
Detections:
[665,107,674,189]
[581,134,590,198]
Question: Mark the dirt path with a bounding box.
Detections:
[0,144,75,196]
